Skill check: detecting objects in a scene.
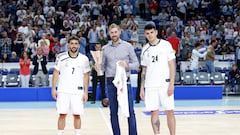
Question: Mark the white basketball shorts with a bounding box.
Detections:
[56,92,84,115]
[145,86,175,111]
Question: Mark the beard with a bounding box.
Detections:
[111,36,119,42]
[70,47,78,53]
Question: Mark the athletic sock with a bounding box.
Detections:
[75,129,81,135]
[57,130,64,135]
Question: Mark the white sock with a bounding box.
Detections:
[75,129,81,135]
[57,130,64,135]
[155,134,160,135]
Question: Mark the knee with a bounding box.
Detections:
[166,110,174,116]
[59,114,67,119]
[73,115,80,119]
[151,110,159,116]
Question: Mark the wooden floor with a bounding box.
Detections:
[0,102,240,135]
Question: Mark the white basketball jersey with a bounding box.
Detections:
[55,52,90,94]
[141,39,175,87]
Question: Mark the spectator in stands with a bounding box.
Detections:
[96,20,107,38]
[34,10,46,27]
[64,9,76,22]
[38,33,50,53]
[28,37,37,59]
[111,14,121,26]
[77,31,87,56]
[51,37,61,61]
[8,23,18,40]
[31,0,42,13]
[113,1,122,19]
[190,42,207,73]
[120,23,131,42]
[71,22,80,35]
[19,51,31,88]
[59,20,72,38]
[32,47,48,87]
[0,31,12,57]
[181,32,195,60]
[21,41,32,57]
[159,0,170,11]
[81,0,91,16]
[98,29,108,46]
[9,51,20,62]
[205,40,217,74]
[91,0,102,20]
[157,8,169,30]
[90,43,107,104]
[123,1,133,18]
[59,33,70,52]
[16,4,27,24]
[148,0,159,17]
[224,23,235,46]
[130,24,139,43]
[167,31,180,56]
[13,32,25,57]
[177,0,187,20]
[138,0,146,18]
[0,53,9,63]
[43,1,55,18]
[229,63,240,89]
[87,24,99,51]
[184,21,196,38]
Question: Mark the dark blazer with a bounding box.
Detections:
[32,55,48,75]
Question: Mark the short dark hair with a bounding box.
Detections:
[194,41,201,48]
[68,35,79,43]
[144,23,156,30]
[210,40,216,44]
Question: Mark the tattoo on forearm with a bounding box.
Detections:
[155,119,160,132]
[141,74,145,84]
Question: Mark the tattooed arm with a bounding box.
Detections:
[140,66,147,100]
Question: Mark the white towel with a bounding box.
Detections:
[112,61,129,118]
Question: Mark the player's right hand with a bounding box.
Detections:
[51,88,57,100]
[140,89,145,100]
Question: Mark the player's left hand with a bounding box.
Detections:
[82,93,88,103]
[167,84,174,96]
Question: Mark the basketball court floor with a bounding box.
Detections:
[0,96,239,135]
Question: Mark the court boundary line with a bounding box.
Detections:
[98,107,112,135]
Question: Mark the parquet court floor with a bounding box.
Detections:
[0,96,239,135]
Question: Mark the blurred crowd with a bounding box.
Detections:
[0,0,139,62]
[1,0,240,66]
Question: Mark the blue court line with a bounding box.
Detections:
[0,98,240,109]
[143,110,240,115]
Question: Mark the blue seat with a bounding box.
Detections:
[0,68,8,75]
[9,68,20,75]
[5,73,19,87]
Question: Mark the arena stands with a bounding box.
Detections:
[0,0,240,97]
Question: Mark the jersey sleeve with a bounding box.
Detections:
[140,47,148,67]
[83,56,91,73]
[54,55,61,71]
[166,41,176,61]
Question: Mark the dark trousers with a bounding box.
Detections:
[139,3,146,18]
[106,77,137,135]
[91,70,106,101]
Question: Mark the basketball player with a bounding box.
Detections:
[140,23,176,135]
[51,36,91,135]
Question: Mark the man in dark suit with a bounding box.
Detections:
[32,47,48,87]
